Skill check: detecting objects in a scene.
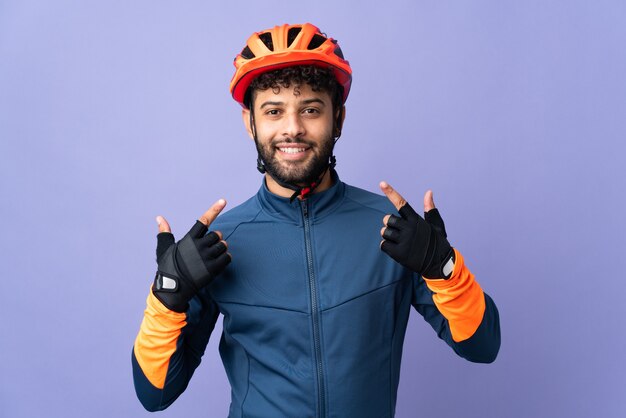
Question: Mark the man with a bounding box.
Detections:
[132,23,500,417]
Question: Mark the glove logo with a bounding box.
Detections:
[155,272,178,291]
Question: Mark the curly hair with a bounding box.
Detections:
[246,65,342,110]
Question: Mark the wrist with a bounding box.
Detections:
[423,247,455,280]
[152,270,196,313]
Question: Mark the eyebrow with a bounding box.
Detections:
[259,101,283,109]
[301,98,326,106]
[259,98,327,109]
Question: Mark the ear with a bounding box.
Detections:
[339,105,346,125]
[334,105,347,137]
[242,108,254,140]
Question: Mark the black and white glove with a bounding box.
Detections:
[380,183,455,279]
[152,201,231,312]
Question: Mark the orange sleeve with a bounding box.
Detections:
[423,249,486,343]
[133,290,187,389]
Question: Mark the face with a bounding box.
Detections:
[244,84,336,186]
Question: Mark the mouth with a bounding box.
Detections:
[275,143,312,161]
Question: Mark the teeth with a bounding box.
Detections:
[279,148,306,154]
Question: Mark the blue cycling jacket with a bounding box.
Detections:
[132,173,500,417]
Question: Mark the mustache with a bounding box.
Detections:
[271,138,315,147]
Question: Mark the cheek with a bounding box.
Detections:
[306,117,334,138]
[255,132,277,153]
[250,126,270,146]
[312,123,331,142]
[258,131,275,148]
[253,121,279,141]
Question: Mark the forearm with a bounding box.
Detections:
[134,291,187,388]
[423,249,500,362]
[132,290,203,411]
[450,293,500,363]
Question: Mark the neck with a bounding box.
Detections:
[265,169,334,199]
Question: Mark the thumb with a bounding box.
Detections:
[156,215,171,233]
[424,190,435,213]
[155,215,175,262]
[198,199,227,227]
[423,190,447,238]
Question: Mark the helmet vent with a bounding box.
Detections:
[240,46,255,59]
[332,40,345,59]
[307,34,327,50]
[287,27,302,47]
[259,32,274,51]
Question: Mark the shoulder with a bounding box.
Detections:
[341,182,397,216]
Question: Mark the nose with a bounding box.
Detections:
[282,112,305,139]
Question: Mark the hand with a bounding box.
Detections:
[379,182,455,279]
[152,199,231,312]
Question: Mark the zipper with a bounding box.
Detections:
[301,200,326,418]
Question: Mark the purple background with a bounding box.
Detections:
[1,1,625,417]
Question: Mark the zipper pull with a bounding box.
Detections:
[301,200,308,218]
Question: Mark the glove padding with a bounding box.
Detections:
[381,204,455,279]
[153,220,230,312]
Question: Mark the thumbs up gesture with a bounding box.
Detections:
[152,199,231,312]
[379,182,455,279]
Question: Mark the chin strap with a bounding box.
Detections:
[258,152,336,202]
[250,102,343,202]
[287,156,336,202]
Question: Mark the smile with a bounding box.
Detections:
[274,143,312,161]
[278,147,308,154]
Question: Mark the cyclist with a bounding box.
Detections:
[132,23,500,417]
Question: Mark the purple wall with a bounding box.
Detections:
[1,1,625,417]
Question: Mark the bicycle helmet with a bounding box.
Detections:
[230,23,352,109]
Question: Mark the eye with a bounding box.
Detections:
[265,109,280,116]
[302,107,320,115]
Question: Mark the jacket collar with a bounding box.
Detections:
[256,170,345,224]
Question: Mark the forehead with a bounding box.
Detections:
[252,83,332,108]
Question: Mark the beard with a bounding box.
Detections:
[256,136,334,186]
